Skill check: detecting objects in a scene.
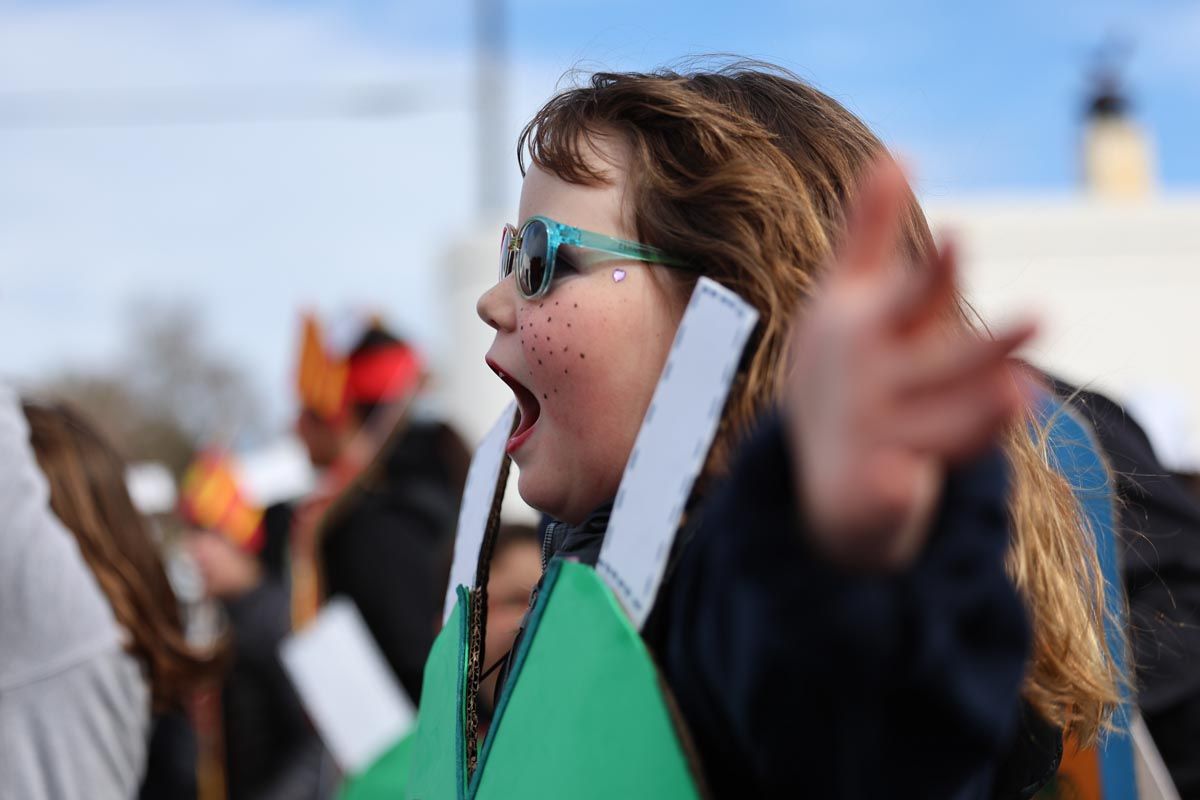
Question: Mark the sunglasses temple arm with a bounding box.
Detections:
[572,228,688,269]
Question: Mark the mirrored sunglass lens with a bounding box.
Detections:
[498,227,514,281]
[518,220,549,297]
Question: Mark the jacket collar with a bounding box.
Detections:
[542,501,613,569]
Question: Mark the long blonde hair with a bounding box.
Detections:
[519,60,1122,743]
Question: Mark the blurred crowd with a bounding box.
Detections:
[1,313,543,799]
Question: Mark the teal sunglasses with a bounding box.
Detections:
[499,215,691,300]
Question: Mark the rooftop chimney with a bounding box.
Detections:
[1082,43,1156,199]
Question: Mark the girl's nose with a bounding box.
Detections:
[477,274,518,332]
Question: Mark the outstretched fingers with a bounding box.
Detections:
[889,360,1040,462]
[892,318,1040,401]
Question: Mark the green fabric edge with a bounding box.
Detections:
[467,558,565,795]
[455,584,469,800]
[404,587,470,800]
[335,733,414,800]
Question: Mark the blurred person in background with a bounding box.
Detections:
[290,315,469,698]
[476,523,542,737]
[16,398,225,799]
[187,314,469,795]
[1052,379,1200,798]
[181,454,318,800]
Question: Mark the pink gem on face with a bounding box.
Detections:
[612,268,627,283]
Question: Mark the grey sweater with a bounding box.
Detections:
[0,387,149,799]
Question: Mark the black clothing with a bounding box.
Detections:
[991,704,1064,800]
[526,413,1042,799]
[259,501,294,581]
[220,498,332,800]
[221,577,332,800]
[540,504,610,569]
[319,420,463,699]
[1058,382,1200,798]
[137,711,199,800]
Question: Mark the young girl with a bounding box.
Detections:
[470,62,1119,798]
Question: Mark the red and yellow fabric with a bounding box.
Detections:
[296,313,423,423]
[179,450,264,553]
[298,314,351,422]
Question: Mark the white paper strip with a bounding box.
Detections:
[280,598,416,774]
[1132,712,1182,800]
[442,402,517,623]
[597,277,758,629]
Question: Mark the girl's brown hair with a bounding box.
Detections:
[23,399,225,712]
[519,60,1121,743]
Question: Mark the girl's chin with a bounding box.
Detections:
[516,468,562,520]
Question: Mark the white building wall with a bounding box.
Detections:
[927,196,1200,469]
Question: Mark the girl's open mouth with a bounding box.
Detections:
[487,360,542,454]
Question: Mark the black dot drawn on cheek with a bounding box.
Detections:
[580,353,585,359]
[537,359,542,365]
[542,393,548,400]
[573,303,578,308]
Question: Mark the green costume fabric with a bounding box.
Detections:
[404,560,701,799]
[336,736,414,800]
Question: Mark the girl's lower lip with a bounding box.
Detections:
[506,421,537,455]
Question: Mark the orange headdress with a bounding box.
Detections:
[295,312,423,422]
[297,313,351,421]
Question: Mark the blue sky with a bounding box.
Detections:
[278,0,1200,191]
[1,0,1196,432]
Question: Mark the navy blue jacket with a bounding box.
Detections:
[540,414,1043,798]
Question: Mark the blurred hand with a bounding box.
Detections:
[783,159,1038,571]
[185,530,263,599]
